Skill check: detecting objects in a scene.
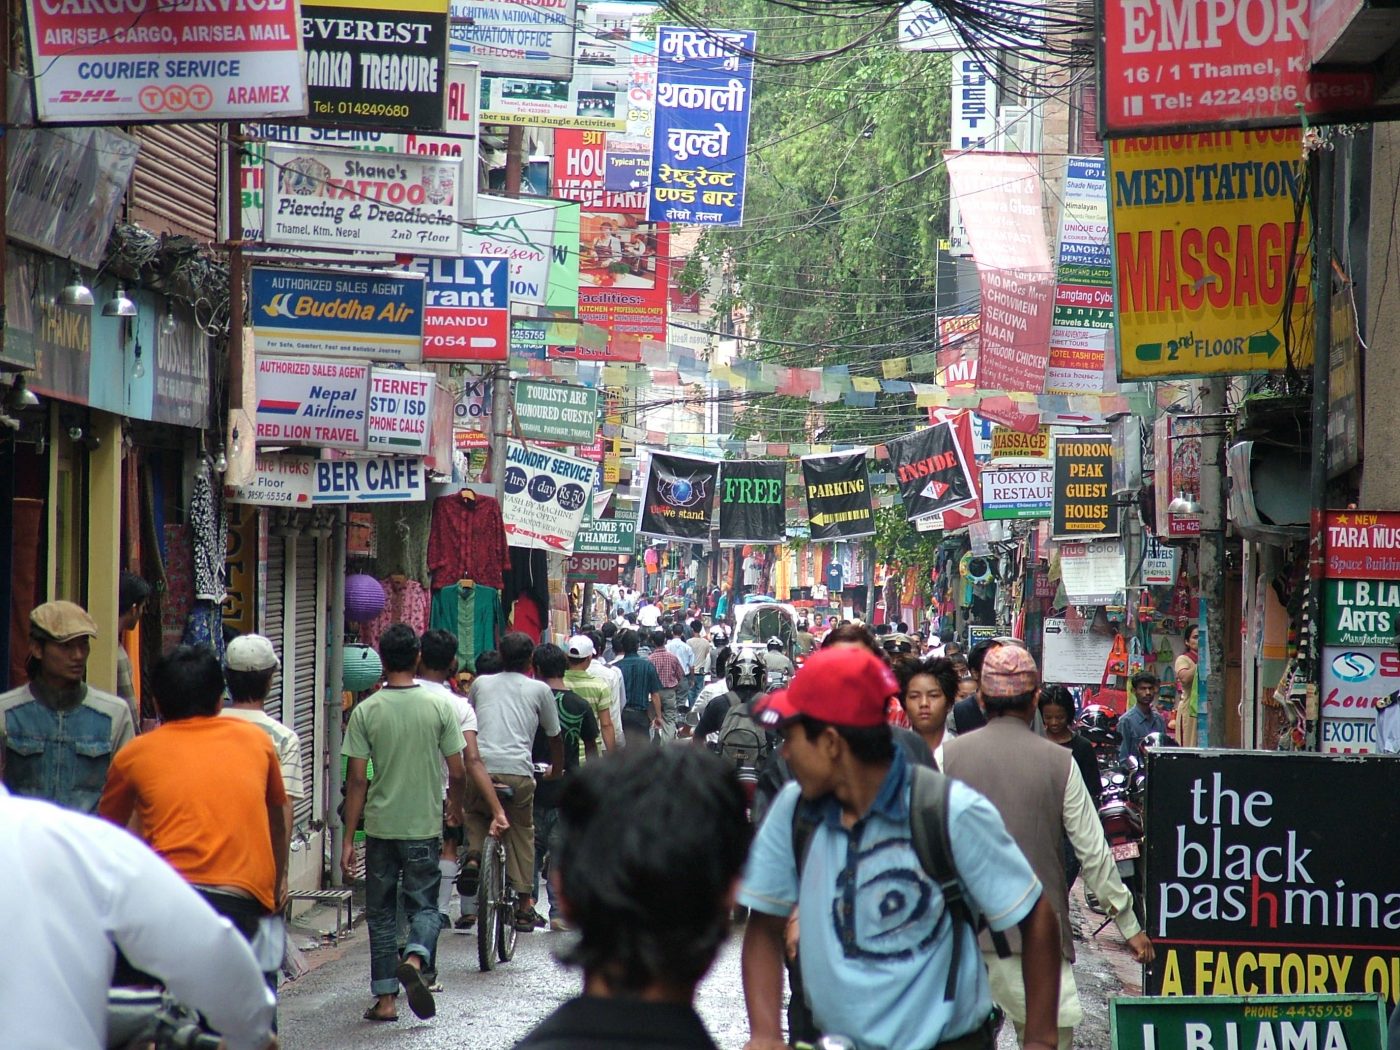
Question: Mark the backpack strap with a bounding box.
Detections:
[790,796,821,881]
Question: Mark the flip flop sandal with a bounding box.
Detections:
[396,961,437,1019]
[455,855,480,896]
[363,1006,398,1022]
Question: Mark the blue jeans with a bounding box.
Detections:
[532,805,563,918]
[365,837,441,995]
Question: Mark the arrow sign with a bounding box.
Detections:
[1248,331,1280,358]
[809,512,832,527]
[1135,342,1162,361]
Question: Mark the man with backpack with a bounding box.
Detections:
[739,646,1062,1050]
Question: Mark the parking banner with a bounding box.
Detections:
[502,441,595,554]
[801,450,875,541]
[884,422,978,523]
[638,452,720,540]
[718,460,786,544]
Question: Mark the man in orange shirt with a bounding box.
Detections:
[99,645,289,993]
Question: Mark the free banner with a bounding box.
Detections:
[884,422,978,522]
[249,266,425,363]
[638,452,720,540]
[646,26,756,227]
[718,461,786,544]
[1143,750,1400,1002]
[502,441,595,554]
[802,451,875,541]
[944,151,1056,393]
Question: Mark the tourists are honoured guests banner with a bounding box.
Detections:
[638,451,720,540]
[801,451,875,541]
[718,460,786,544]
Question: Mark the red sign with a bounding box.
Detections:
[576,213,669,362]
[938,315,979,393]
[566,553,620,584]
[1325,511,1400,580]
[1101,0,1374,135]
[553,130,647,212]
[422,307,509,363]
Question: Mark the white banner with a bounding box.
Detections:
[224,454,316,506]
[255,357,368,450]
[313,457,428,503]
[368,369,435,455]
[1042,617,1116,685]
[947,54,999,258]
[450,0,578,79]
[462,195,562,305]
[502,441,596,554]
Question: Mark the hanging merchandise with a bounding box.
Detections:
[427,490,509,591]
[1128,634,1145,676]
[343,645,384,692]
[1082,633,1130,713]
[360,576,431,649]
[345,574,388,623]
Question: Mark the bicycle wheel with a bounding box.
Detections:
[477,841,501,972]
[497,878,518,963]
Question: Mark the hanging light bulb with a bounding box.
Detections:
[213,445,229,473]
[161,299,178,335]
[229,425,243,459]
[131,337,146,380]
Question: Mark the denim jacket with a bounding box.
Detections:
[0,683,134,814]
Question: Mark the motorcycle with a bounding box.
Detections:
[108,989,222,1050]
[1093,755,1146,926]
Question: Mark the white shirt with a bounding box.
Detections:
[637,603,662,628]
[590,658,626,746]
[220,706,306,800]
[416,678,476,793]
[666,638,696,674]
[0,786,275,1050]
[743,556,761,586]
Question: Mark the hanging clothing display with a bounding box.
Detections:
[503,546,550,642]
[364,501,434,586]
[190,467,227,603]
[426,493,509,591]
[429,582,504,670]
[359,576,431,649]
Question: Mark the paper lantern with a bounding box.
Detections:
[345,574,386,622]
[342,645,383,692]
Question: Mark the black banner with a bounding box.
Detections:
[1052,433,1118,539]
[885,422,977,523]
[302,0,450,131]
[1144,750,1400,1003]
[801,452,875,541]
[638,452,719,541]
[719,460,786,544]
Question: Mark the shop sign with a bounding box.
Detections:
[1046,155,1116,394]
[250,266,425,363]
[6,250,92,401]
[554,129,647,211]
[576,213,669,361]
[453,368,491,449]
[462,195,571,310]
[1329,297,1362,478]
[1052,434,1118,539]
[1156,414,1203,538]
[262,144,462,256]
[514,379,599,445]
[450,0,577,80]
[301,0,450,131]
[1111,995,1387,1050]
[981,465,1053,520]
[150,300,213,429]
[1059,539,1127,605]
[1142,535,1178,586]
[801,450,876,541]
[991,425,1050,460]
[313,456,427,503]
[884,422,979,524]
[481,74,626,133]
[1324,580,1400,648]
[1318,646,1390,754]
[255,357,368,450]
[1111,131,1313,381]
[967,624,1001,648]
[502,441,596,554]
[1042,616,1117,684]
[574,514,636,554]
[224,504,258,635]
[1325,510,1400,580]
[26,0,306,124]
[1100,0,1374,136]
[367,369,435,454]
[946,54,999,257]
[566,553,619,584]
[1143,751,1400,997]
[225,454,316,506]
[408,255,510,362]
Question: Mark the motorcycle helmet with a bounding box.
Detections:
[766,636,783,651]
[1078,704,1119,734]
[1138,731,1177,759]
[727,649,765,690]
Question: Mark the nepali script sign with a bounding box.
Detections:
[646,26,756,227]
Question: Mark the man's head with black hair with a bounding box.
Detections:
[475,650,503,676]
[379,624,420,674]
[533,642,567,682]
[419,629,458,675]
[615,629,640,656]
[601,621,617,641]
[671,623,686,639]
[152,645,225,721]
[555,747,750,997]
[500,631,536,673]
[119,572,152,632]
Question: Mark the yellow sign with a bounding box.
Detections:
[1110,129,1313,381]
[991,425,1050,460]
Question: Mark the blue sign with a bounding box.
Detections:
[250,266,425,364]
[604,151,648,193]
[646,26,756,227]
[409,256,510,311]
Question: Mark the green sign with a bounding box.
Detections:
[1324,578,1400,647]
[513,379,599,446]
[1112,996,1386,1050]
[573,516,636,555]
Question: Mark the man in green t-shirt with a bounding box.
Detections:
[341,624,507,1023]
[564,636,616,752]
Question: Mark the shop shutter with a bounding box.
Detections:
[291,533,320,829]
[262,535,286,722]
[128,123,218,241]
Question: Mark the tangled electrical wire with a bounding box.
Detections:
[102,224,230,338]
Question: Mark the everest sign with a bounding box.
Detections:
[27,0,306,123]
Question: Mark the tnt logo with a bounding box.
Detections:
[139,84,213,114]
[58,89,119,103]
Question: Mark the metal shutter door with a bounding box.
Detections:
[262,536,286,722]
[129,123,218,240]
[291,534,319,829]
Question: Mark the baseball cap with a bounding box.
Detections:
[226,634,280,672]
[754,646,897,730]
[979,644,1039,697]
[30,601,98,643]
[566,634,596,660]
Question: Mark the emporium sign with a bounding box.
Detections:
[249,266,425,363]
[26,0,306,124]
[262,144,462,256]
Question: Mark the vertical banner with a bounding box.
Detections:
[501,441,595,554]
[944,151,1056,393]
[939,314,980,390]
[646,26,756,227]
[637,451,720,540]
[1045,155,1117,394]
[577,214,668,360]
[947,53,999,257]
[802,451,876,541]
[718,460,786,544]
[884,422,978,522]
[1052,434,1117,539]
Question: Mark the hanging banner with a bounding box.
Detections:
[944,150,1056,393]
[646,25,756,227]
[262,144,462,256]
[554,129,648,211]
[1111,130,1312,381]
[938,314,980,390]
[980,465,1053,519]
[313,456,428,503]
[367,368,435,454]
[802,451,876,541]
[1045,155,1116,395]
[225,454,317,507]
[1052,434,1117,539]
[408,255,510,362]
[480,74,626,132]
[884,422,978,523]
[946,54,999,257]
[255,357,369,450]
[463,195,577,311]
[637,452,720,540]
[502,441,595,554]
[301,0,450,131]
[577,213,668,361]
[718,460,786,544]
[514,379,600,445]
[449,0,577,79]
[249,266,426,363]
[574,515,637,554]
[1058,540,1127,605]
[26,0,306,124]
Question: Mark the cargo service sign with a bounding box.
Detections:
[250,266,425,363]
[27,0,307,124]
[1111,131,1313,381]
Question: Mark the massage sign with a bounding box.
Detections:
[1052,434,1118,539]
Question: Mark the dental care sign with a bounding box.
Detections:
[313,456,427,502]
[26,0,307,124]
[263,144,462,256]
[501,441,595,554]
[250,266,425,363]
[255,357,368,449]
[368,369,435,454]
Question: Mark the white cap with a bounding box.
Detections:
[226,634,280,672]
[566,635,596,659]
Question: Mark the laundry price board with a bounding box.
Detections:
[1111,996,1386,1050]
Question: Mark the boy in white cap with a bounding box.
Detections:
[222,634,306,806]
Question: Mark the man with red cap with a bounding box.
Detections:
[738,645,1062,1050]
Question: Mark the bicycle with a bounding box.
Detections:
[476,782,519,972]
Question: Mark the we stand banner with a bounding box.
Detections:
[718,460,785,543]
[638,452,719,540]
[801,451,875,540]
[884,422,978,522]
